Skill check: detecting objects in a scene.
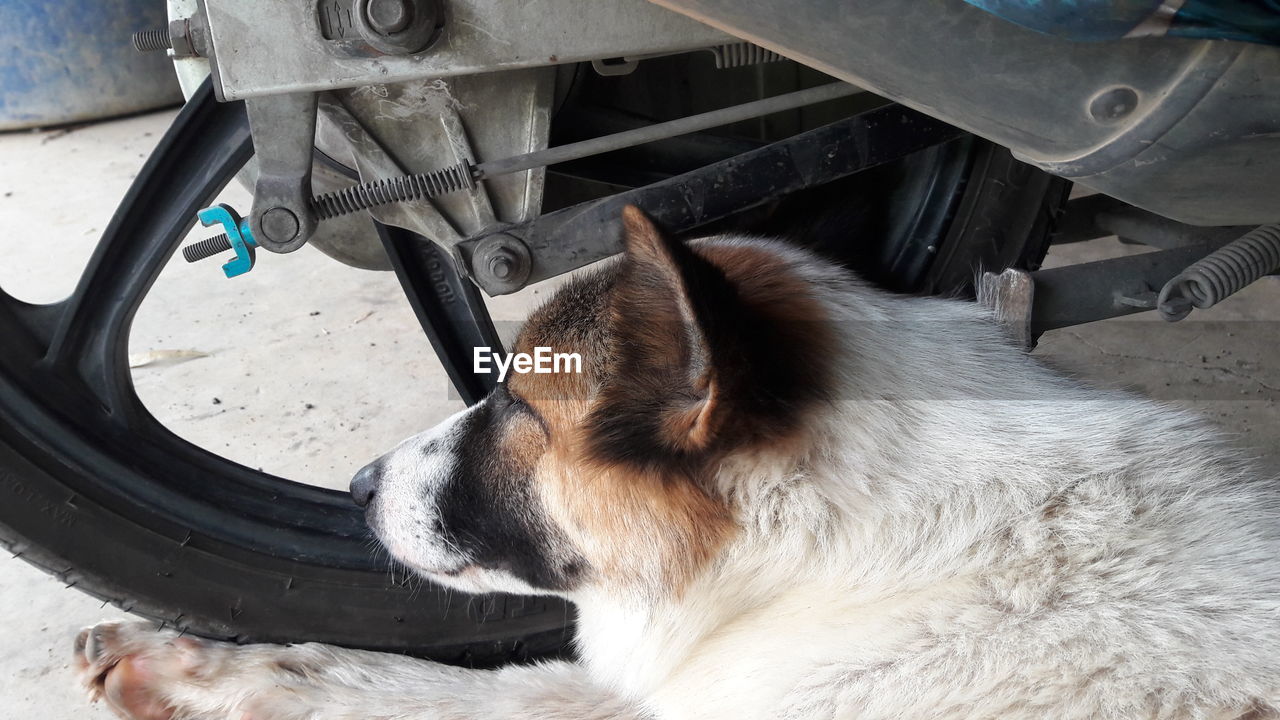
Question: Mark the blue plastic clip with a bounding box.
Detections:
[196,204,258,278]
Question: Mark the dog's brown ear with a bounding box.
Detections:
[589,206,732,465]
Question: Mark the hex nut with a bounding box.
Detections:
[474,234,532,294]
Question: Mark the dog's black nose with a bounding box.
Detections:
[350,462,381,507]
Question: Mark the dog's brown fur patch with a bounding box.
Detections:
[587,210,837,470]
[536,439,735,595]
[489,209,840,595]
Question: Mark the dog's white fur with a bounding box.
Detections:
[78,237,1280,719]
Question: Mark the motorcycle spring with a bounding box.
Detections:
[709,42,784,69]
[309,162,476,221]
[1157,223,1280,321]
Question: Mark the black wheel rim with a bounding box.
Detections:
[0,79,498,570]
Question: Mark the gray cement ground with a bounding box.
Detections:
[1,109,1276,718]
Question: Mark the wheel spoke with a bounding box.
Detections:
[376,222,503,405]
[41,80,252,424]
[0,292,63,353]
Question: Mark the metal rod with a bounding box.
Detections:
[474,82,862,179]
[305,82,865,226]
[1055,194,1251,249]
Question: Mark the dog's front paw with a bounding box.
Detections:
[72,622,371,720]
[74,621,214,719]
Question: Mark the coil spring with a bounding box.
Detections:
[710,42,784,69]
[132,29,171,52]
[310,162,476,221]
[1157,224,1280,321]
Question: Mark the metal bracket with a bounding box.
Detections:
[246,92,319,253]
[200,0,731,100]
[979,233,1277,340]
[317,93,463,244]
[316,83,523,293]
[1029,238,1237,334]
[318,68,553,231]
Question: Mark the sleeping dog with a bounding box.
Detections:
[75,207,1280,719]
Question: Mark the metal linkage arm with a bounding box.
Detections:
[245,93,320,253]
[187,84,862,269]
[457,103,967,295]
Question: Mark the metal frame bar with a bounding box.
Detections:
[1056,195,1252,250]
[199,0,731,100]
[1029,240,1235,334]
[648,0,1280,226]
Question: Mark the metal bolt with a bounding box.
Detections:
[260,207,301,243]
[133,21,204,57]
[489,253,515,280]
[355,0,442,54]
[132,28,172,52]
[474,234,532,294]
[366,0,413,35]
[183,234,233,263]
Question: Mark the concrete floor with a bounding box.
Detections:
[0,109,1276,719]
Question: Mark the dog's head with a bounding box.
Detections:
[352,207,835,599]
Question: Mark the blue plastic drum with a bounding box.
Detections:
[0,0,183,130]
[962,0,1280,44]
